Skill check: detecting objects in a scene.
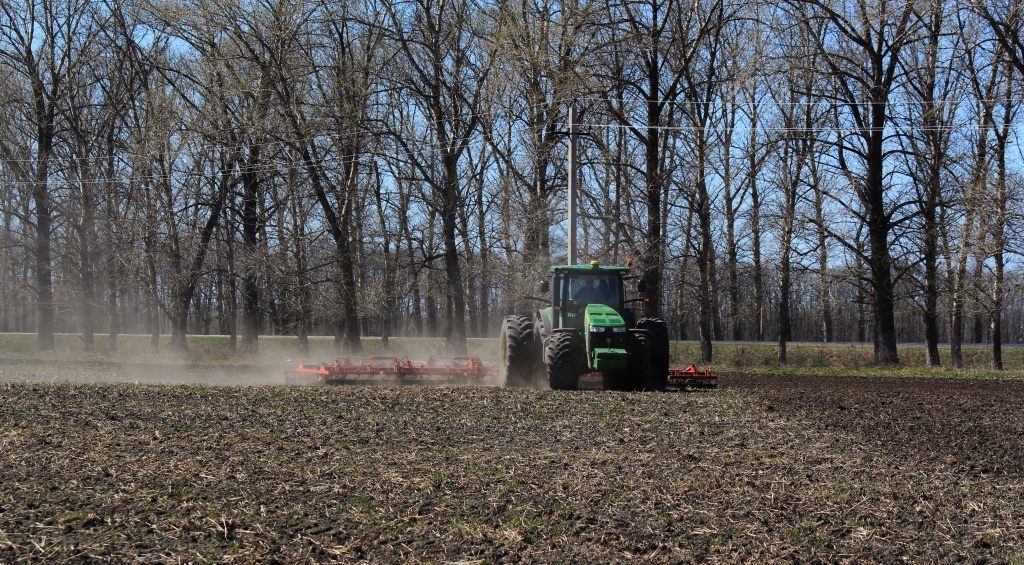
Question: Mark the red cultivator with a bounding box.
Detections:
[285,355,495,385]
[667,364,718,388]
[285,354,714,389]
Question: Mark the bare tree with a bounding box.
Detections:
[716,82,746,341]
[809,155,834,342]
[976,0,1024,77]
[385,0,493,354]
[241,0,385,354]
[987,55,1019,369]
[485,0,592,266]
[221,0,315,353]
[675,0,736,362]
[0,0,100,350]
[140,1,244,351]
[897,0,964,367]
[949,8,1001,368]
[741,76,770,342]
[595,0,732,325]
[790,0,921,364]
[768,18,822,363]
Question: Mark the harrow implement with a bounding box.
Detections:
[667,364,718,388]
[285,355,495,385]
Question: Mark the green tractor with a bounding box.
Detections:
[500,261,670,391]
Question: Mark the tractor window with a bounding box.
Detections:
[564,274,621,308]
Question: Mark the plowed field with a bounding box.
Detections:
[1,370,1022,563]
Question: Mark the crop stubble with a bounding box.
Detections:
[0,373,1022,563]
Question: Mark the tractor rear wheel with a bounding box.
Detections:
[637,317,669,391]
[545,332,579,390]
[500,316,538,387]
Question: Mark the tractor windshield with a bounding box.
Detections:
[563,273,622,308]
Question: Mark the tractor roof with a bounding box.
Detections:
[550,261,631,274]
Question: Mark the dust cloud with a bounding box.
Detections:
[0,339,504,387]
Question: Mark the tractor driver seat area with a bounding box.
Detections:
[570,278,612,307]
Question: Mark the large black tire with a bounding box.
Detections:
[500,316,538,387]
[627,331,651,392]
[637,317,669,391]
[545,332,579,391]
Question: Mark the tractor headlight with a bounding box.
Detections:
[612,327,627,333]
[589,325,605,333]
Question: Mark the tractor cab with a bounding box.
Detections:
[540,262,635,333]
[564,273,621,308]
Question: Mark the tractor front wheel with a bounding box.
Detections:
[628,331,651,392]
[545,332,579,391]
[500,316,538,387]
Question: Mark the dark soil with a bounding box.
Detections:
[726,374,1024,478]
[0,373,1022,563]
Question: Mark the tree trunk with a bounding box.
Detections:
[750,160,764,342]
[145,238,160,351]
[722,103,741,342]
[991,72,1013,370]
[338,156,362,353]
[778,147,798,364]
[855,239,867,344]
[106,252,120,352]
[32,113,55,351]
[812,162,833,343]
[865,118,899,364]
[426,208,438,337]
[240,145,261,353]
[526,126,552,262]
[952,107,991,368]
[77,169,97,352]
[477,168,491,338]
[373,161,394,349]
[920,145,941,367]
[403,193,423,337]
[641,93,664,318]
[459,204,478,338]
[695,136,714,364]
[442,154,468,355]
[778,263,791,364]
[104,132,120,352]
[923,201,941,367]
[299,138,361,354]
[676,205,694,341]
[291,181,310,353]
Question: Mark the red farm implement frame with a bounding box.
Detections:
[286,354,713,389]
[667,364,718,388]
[285,355,495,385]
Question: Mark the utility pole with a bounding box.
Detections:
[567,106,579,265]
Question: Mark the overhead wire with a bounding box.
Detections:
[2,91,1015,169]
[0,95,570,170]
[0,96,1018,187]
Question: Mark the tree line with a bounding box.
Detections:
[0,0,1022,368]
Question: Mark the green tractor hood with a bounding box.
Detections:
[585,304,629,371]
